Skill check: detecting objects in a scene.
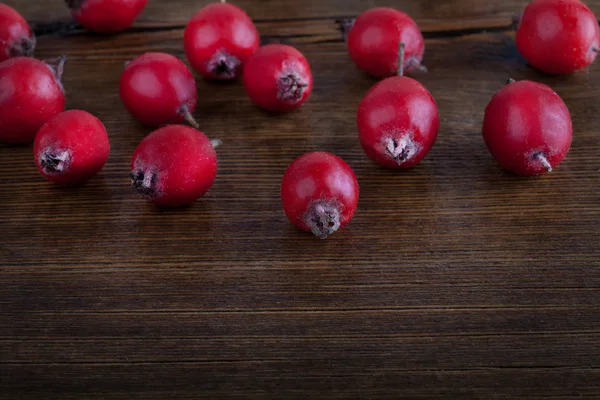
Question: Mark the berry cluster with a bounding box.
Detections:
[0,0,597,239]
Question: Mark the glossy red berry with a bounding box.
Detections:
[34,110,110,186]
[348,7,425,78]
[0,4,35,62]
[281,152,359,239]
[483,80,572,176]
[0,56,66,144]
[65,0,148,34]
[357,45,439,169]
[120,52,198,127]
[516,0,600,75]
[131,125,220,207]
[184,2,260,80]
[243,44,313,112]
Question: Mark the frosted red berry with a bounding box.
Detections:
[34,110,110,186]
[483,80,572,176]
[516,0,600,75]
[281,152,359,239]
[358,76,439,168]
[348,7,425,78]
[120,52,198,127]
[357,42,439,169]
[0,56,66,144]
[243,44,313,112]
[131,125,220,207]
[184,2,260,80]
[0,4,35,62]
[65,0,148,34]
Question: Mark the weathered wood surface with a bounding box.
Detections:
[1,0,599,398]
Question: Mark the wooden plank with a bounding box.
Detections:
[2,365,600,398]
[2,334,600,367]
[2,307,600,338]
[2,273,600,312]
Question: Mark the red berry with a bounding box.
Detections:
[281,152,359,239]
[357,43,439,169]
[483,80,572,176]
[34,110,110,186]
[131,125,220,207]
[120,52,198,127]
[0,4,35,62]
[0,56,66,144]
[65,0,148,34]
[516,0,600,75]
[348,7,425,78]
[243,44,313,112]
[184,2,259,81]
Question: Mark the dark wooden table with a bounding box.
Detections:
[1,0,600,398]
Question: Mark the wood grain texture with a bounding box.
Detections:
[1,0,600,398]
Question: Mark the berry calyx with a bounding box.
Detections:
[65,0,148,34]
[184,2,259,80]
[305,201,342,240]
[278,73,309,103]
[0,4,36,62]
[243,44,313,112]
[347,7,425,78]
[281,152,359,239]
[9,37,35,58]
[205,50,240,80]
[0,56,67,144]
[34,110,110,186]
[482,79,573,176]
[385,136,418,165]
[130,125,220,207]
[130,169,159,198]
[515,0,600,75]
[120,52,198,127]
[40,150,71,174]
[45,55,67,84]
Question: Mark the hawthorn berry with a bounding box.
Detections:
[130,125,220,207]
[65,0,148,34]
[483,79,572,176]
[34,110,110,186]
[184,1,260,80]
[281,152,359,239]
[357,43,439,168]
[243,44,313,112]
[0,4,35,62]
[515,0,600,75]
[120,52,198,127]
[0,56,66,144]
[347,7,425,78]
